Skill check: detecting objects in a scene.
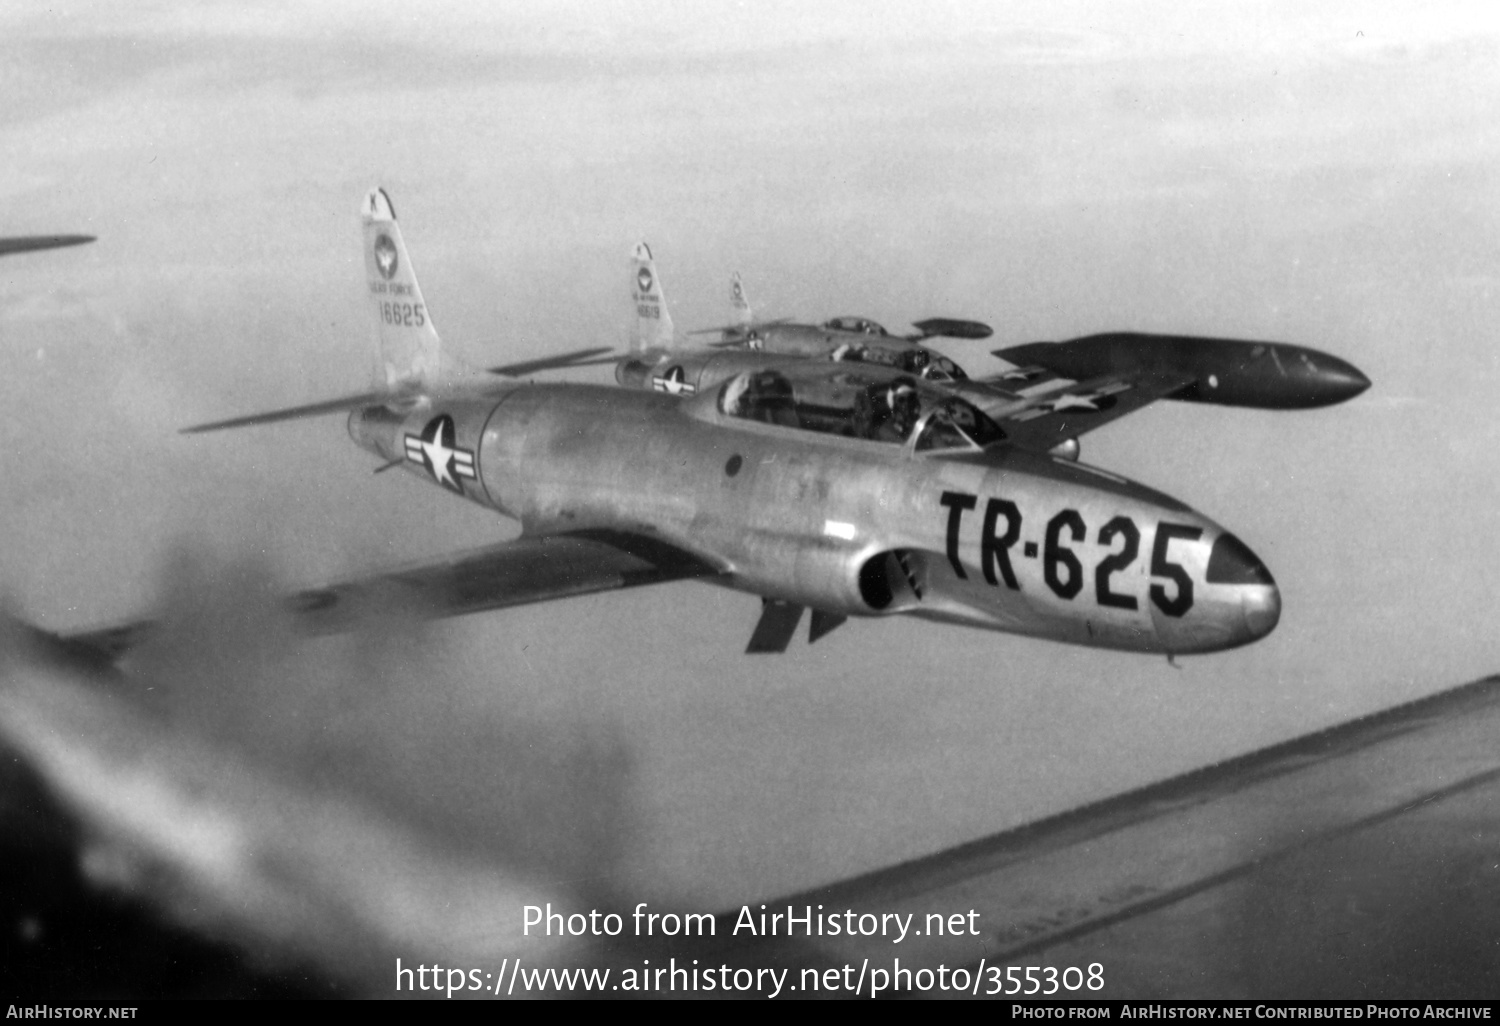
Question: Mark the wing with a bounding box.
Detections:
[709,672,1500,996]
[987,368,1197,452]
[54,531,721,665]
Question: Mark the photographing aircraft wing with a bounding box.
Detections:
[988,369,1197,453]
[53,531,723,666]
[697,671,1500,997]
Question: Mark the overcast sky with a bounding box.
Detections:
[3,1,1499,907]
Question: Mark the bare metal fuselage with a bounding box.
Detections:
[350,382,1279,655]
[616,347,1018,417]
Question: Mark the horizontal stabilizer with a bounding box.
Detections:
[488,347,620,377]
[688,317,791,338]
[181,390,402,434]
[0,234,95,257]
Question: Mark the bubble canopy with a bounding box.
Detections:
[830,342,969,382]
[715,366,1006,452]
[821,316,890,335]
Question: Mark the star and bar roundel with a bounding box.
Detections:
[651,364,696,395]
[404,415,477,493]
[1010,380,1132,421]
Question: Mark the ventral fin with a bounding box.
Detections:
[808,609,847,645]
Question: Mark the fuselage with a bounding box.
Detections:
[617,346,1017,417]
[745,321,970,381]
[349,380,1279,655]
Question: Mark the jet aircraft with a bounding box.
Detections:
[491,249,986,388]
[644,259,1369,423]
[700,267,1369,420]
[693,271,993,376]
[511,244,1368,467]
[615,247,980,391]
[62,188,1374,660]
[661,259,989,384]
[494,244,1027,429]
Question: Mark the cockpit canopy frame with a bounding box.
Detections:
[821,316,890,337]
[827,342,969,383]
[715,366,1005,454]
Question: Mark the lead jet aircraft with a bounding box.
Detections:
[61,187,1346,660]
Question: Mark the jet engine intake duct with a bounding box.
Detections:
[747,543,924,616]
[858,549,922,613]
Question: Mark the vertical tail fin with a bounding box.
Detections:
[363,188,444,389]
[729,271,752,332]
[630,242,674,352]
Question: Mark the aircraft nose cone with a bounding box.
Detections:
[1314,355,1371,405]
[1242,584,1282,640]
[1206,533,1280,644]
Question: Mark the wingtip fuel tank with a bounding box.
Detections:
[996,333,1370,410]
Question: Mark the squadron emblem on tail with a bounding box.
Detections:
[373,234,398,280]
